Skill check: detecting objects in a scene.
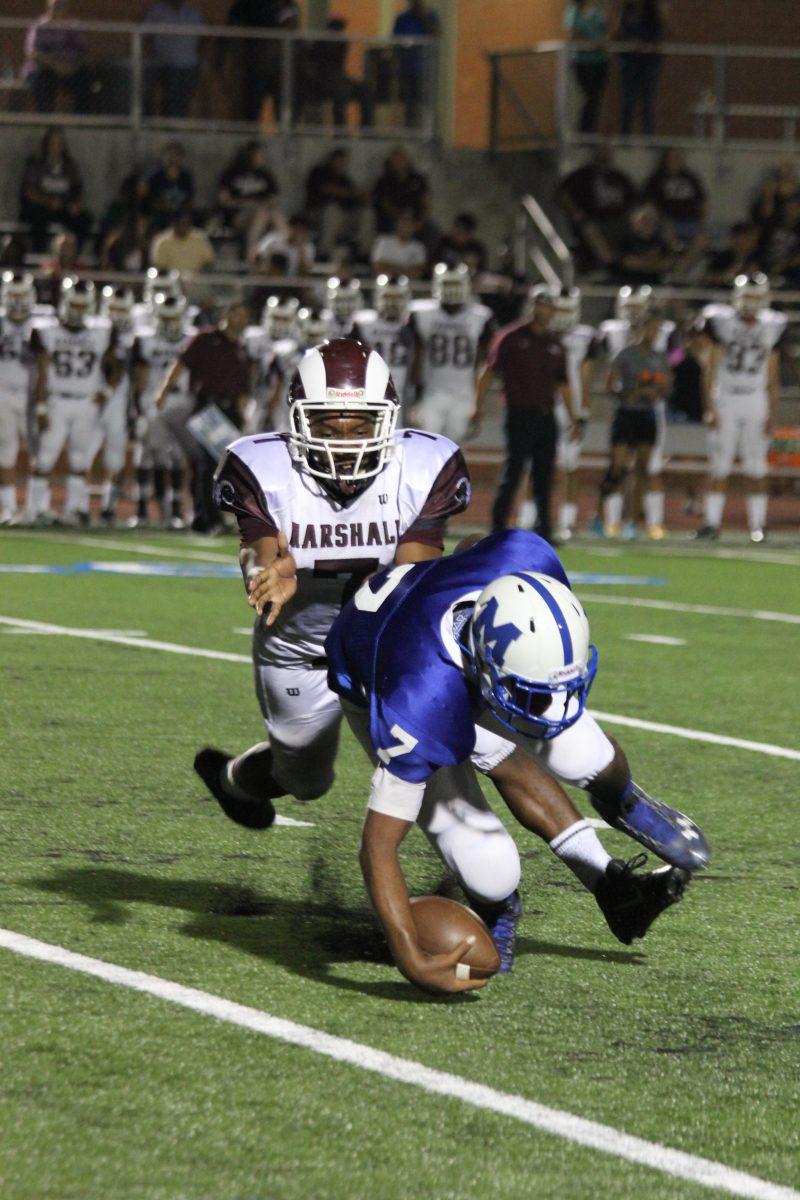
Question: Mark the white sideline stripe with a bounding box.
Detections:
[624,634,687,647]
[3,627,147,638]
[4,531,232,564]
[578,594,800,626]
[2,614,798,763]
[589,709,800,762]
[0,929,796,1200]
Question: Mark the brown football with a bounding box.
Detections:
[409,895,501,980]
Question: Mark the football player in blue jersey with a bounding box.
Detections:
[325,529,709,995]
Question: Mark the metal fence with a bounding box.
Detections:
[0,17,438,143]
[488,40,800,155]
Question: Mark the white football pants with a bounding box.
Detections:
[414,390,472,445]
[35,396,102,474]
[0,388,28,470]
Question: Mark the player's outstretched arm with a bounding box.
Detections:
[360,807,487,996]
[245,530,297,624]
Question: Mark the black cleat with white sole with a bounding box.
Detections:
[595,854,689,945]
[194,747,277,829]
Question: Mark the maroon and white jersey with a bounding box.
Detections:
[0,306,52,397]
[410,299,494,398]
[213,429,471,665]
[352,309,413,399]
[30,316,115,402]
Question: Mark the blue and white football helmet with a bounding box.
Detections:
[465,571,598,740]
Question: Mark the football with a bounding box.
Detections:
[409,895,501,979]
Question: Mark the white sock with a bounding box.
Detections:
[644,490,664,528]
[0,484,16,514]
[99,479,113,510]
[559,500,577,531]
[65,474,87,514]
[603,492,623,527]
[704,490,725,528]
[745,493,767,532]
[518,499,537,529]
[550,819,612,892]
[27,476,50,515]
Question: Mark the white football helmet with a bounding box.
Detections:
[733,273,770,317]
[525,283,559,320]
[100,284,134,331]
[432,261,471,308]
[1,271,35,323]
[550,287,582,333]
[465,571,598,740]
[325,276,363,324]
[374,273,411,322]
[288,338,399,490]
[263,295,300,340]
[154,292,188,341]
[615,285,653,326]
[143,267,182,309]
[297,306,333,347]
[59,277,95,327]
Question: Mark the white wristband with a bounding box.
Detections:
[455,963,471,981]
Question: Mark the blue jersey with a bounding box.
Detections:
[326,531,569,783]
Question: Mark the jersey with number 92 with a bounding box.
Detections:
[703,304,786,402]
[326,530,569,782]
[213,429,471,667]
[30,315,115,400]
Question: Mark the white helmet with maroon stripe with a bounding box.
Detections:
[287,338,399,491]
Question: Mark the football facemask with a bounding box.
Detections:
[733,273,770,317]
[59,277,95,327]
[374,273,411,322]
[101,284,134,331]
[432,262,471,308]
[1,271,35,322]
[288,339,399,487]
[463,571,598,740]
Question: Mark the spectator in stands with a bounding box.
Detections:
[142,0,205,118]
[218,140,285,263]
[392,0,439,127]
[151,207,215,272]
[227,0,283,121]
[0,234,29,269]
[305,147,371,259]
[703,222,759,287]
[564,0,610,135]
[617,202,676,283]
[557,145,637,271]
[615,0,669,135]
[142,142,195,233]
[755,196,800,285]
[298,16,375,128]
[19,126,92,251]
[38,231,89,306]
[23,0,91,115]
[750,159,800,232]
[101,210,149,271]
[253,213,315,275]
[643,147,706,274]
[434,212,487,273]
[371,209,427,279]
[371,146,430,235]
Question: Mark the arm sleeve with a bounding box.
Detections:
[399,448,471,549]
[212,449,279,543]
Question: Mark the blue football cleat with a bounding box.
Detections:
[591,781,710,872]
[471,890,522,974]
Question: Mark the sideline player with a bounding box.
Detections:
[410,262,494,443]
[326,531,708,994]
[325,276,364,338]
[602,312,672,537]
[194,339,483,847]
[26,278,119,524]
[0,272,49,524]
[550,286,596,540]
[86,285,136,525]
[695,273,785,542]
[352,274,414,411]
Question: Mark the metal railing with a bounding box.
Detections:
[0,17,438,144]
[488,40,800,155]
[515,193,574,290]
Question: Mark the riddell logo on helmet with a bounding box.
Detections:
[327,388,365,400]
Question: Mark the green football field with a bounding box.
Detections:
[0,528,798,1200]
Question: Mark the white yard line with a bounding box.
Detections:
[0,929,796,1200]
[3,627,147,637]
[1,531,232,564]
[2,614,798,763]
[578,594,800,626]
[624,634,687,647]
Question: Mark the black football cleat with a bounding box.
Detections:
[194,747,276,830]
[595,854,689,945]
[690,525,719,541]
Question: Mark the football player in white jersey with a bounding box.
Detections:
[83,285,136,525]
[550,286,596,540]
[695,274,784,542]
[243,296,299,433]
[266,306,332,433]
[325,276,363,338]
[0,272,50,524]
[596,285,675,538]
[352,274,413,409]
[130,293,193,527]
[133,267,182,327]
[193,341,533,951]
[410,262,494,443]
[26,278,119,524]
